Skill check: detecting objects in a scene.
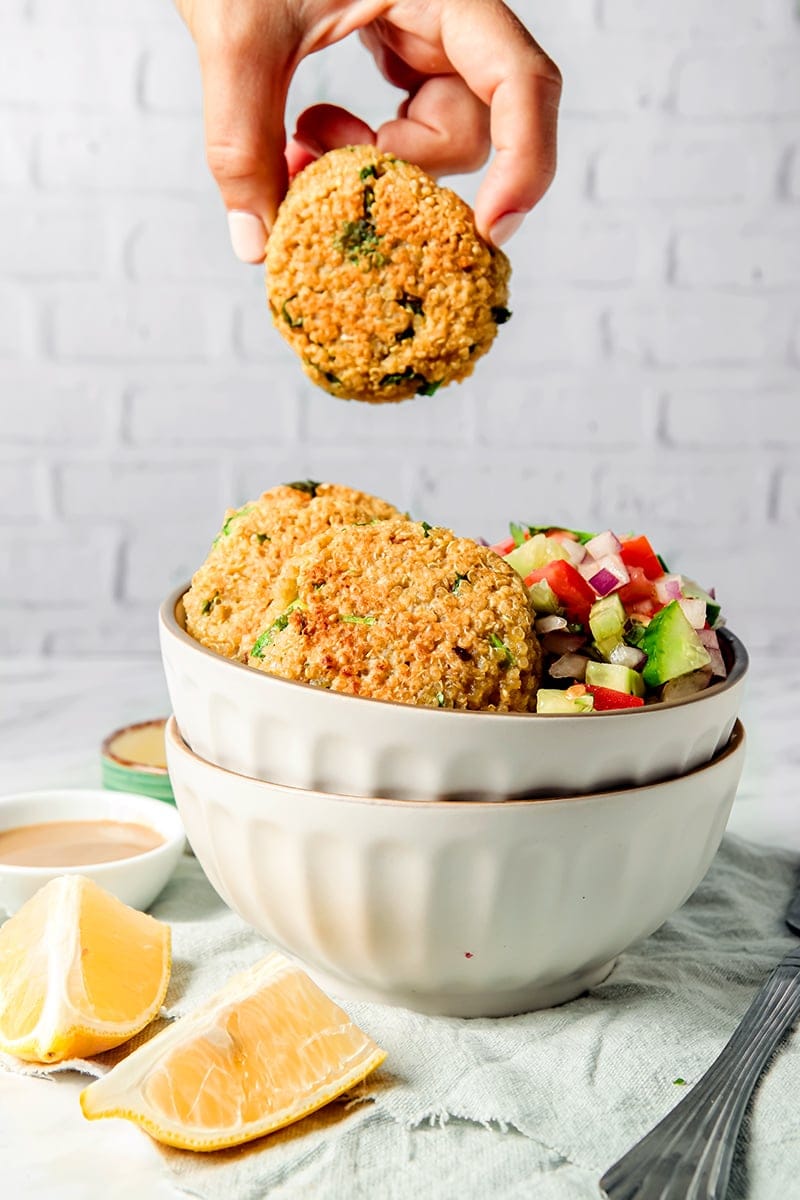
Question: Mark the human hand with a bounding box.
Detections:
[175,0,561,262]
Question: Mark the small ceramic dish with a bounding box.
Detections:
[160,584,748,800]
[101,718,174,805]
[0,789,185,915]
[165,715,745,1018]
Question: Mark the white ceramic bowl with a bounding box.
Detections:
[165,715,745,1018]
[160,584,748,800]
[0,789,186,916]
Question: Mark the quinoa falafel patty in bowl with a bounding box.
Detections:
[265,146,512,403]
[243,518,541,713]
[183,481,400,660]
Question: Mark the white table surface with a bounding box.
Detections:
[1,652,798,1200]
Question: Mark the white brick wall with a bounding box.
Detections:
[0,0,799,659]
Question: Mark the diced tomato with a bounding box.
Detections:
[618,565,656,608]
[525,560,596,625]
[547,529,580,544]
[585,685,645,711]
[620,535,663,581]
[490,536,517,556]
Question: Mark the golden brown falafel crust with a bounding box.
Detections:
[265,146,511,403]
[183,482,401,660]
[246,518,541,712]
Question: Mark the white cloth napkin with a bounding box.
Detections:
[3,835,799,1200]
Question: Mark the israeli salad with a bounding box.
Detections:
[489,525,727,714]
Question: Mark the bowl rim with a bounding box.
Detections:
[166,714,745,810]
[160,583,749,721]
[0,788,185,878]
[101,717,170,776]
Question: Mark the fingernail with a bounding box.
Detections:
[227,211,267,264]
[489,211,527,248]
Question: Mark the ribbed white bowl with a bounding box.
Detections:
[160,585,748,800]
[166,716,745,1017]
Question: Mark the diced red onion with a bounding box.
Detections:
[609,643,647,671]
[588,554,629,596]
[678,597,706,629]
[661,666,713,702]
[585,530,622,560]
[549,653,589,680]
[541,631,586,656]
[535,614,568,635]
[654,574,683,604]
[698,628,727,678]
[588,568,619,596]
[579,559,598,581]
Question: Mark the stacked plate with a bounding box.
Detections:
[160,585,748,1017]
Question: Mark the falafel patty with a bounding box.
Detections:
[183,481,401,660]
[265,146,511,404]
[245,518,541,712]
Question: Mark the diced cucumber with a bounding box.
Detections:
[593,636,624,663]
[527,579,562,615]
[681,576,722,627]
[585,661,645,697]
[641,601,711,687]
[504,533,570,578]
[589,594,626,645]
[625,618,649,648]
[536,689,594,714]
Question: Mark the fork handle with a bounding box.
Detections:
[600,949,800,1200]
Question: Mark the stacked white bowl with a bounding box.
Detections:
[160,585,748,1017]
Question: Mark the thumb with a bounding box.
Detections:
[197,41,292,263]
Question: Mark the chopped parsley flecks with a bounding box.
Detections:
[321,369,342,385]
[286,480,322,497]
[398,293,424,316]
[510,522,528,548]
[452,572,469,594]
[379,366,439,395]
[381,369,415,388]
[491,306,512,325]
[673,1078,687,1087]
[250,598,304,658]
[488,633,515,667]
[436,691,445,707]
[524,525,596,545]
[337,218,385,267]
[359,164,378,181]
[200,593,220,615]
[213,504,255,544]
[255,532,271,544]
[281,298,303,328]
[340,614,376,626]
[420,521,433,538]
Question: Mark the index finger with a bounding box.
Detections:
[440,0,561,242]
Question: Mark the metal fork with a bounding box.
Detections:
[600,946,800,1200]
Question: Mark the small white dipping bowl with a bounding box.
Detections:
[159,585,748,800]
[0,790,186,916]
[166,715,745,1018]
